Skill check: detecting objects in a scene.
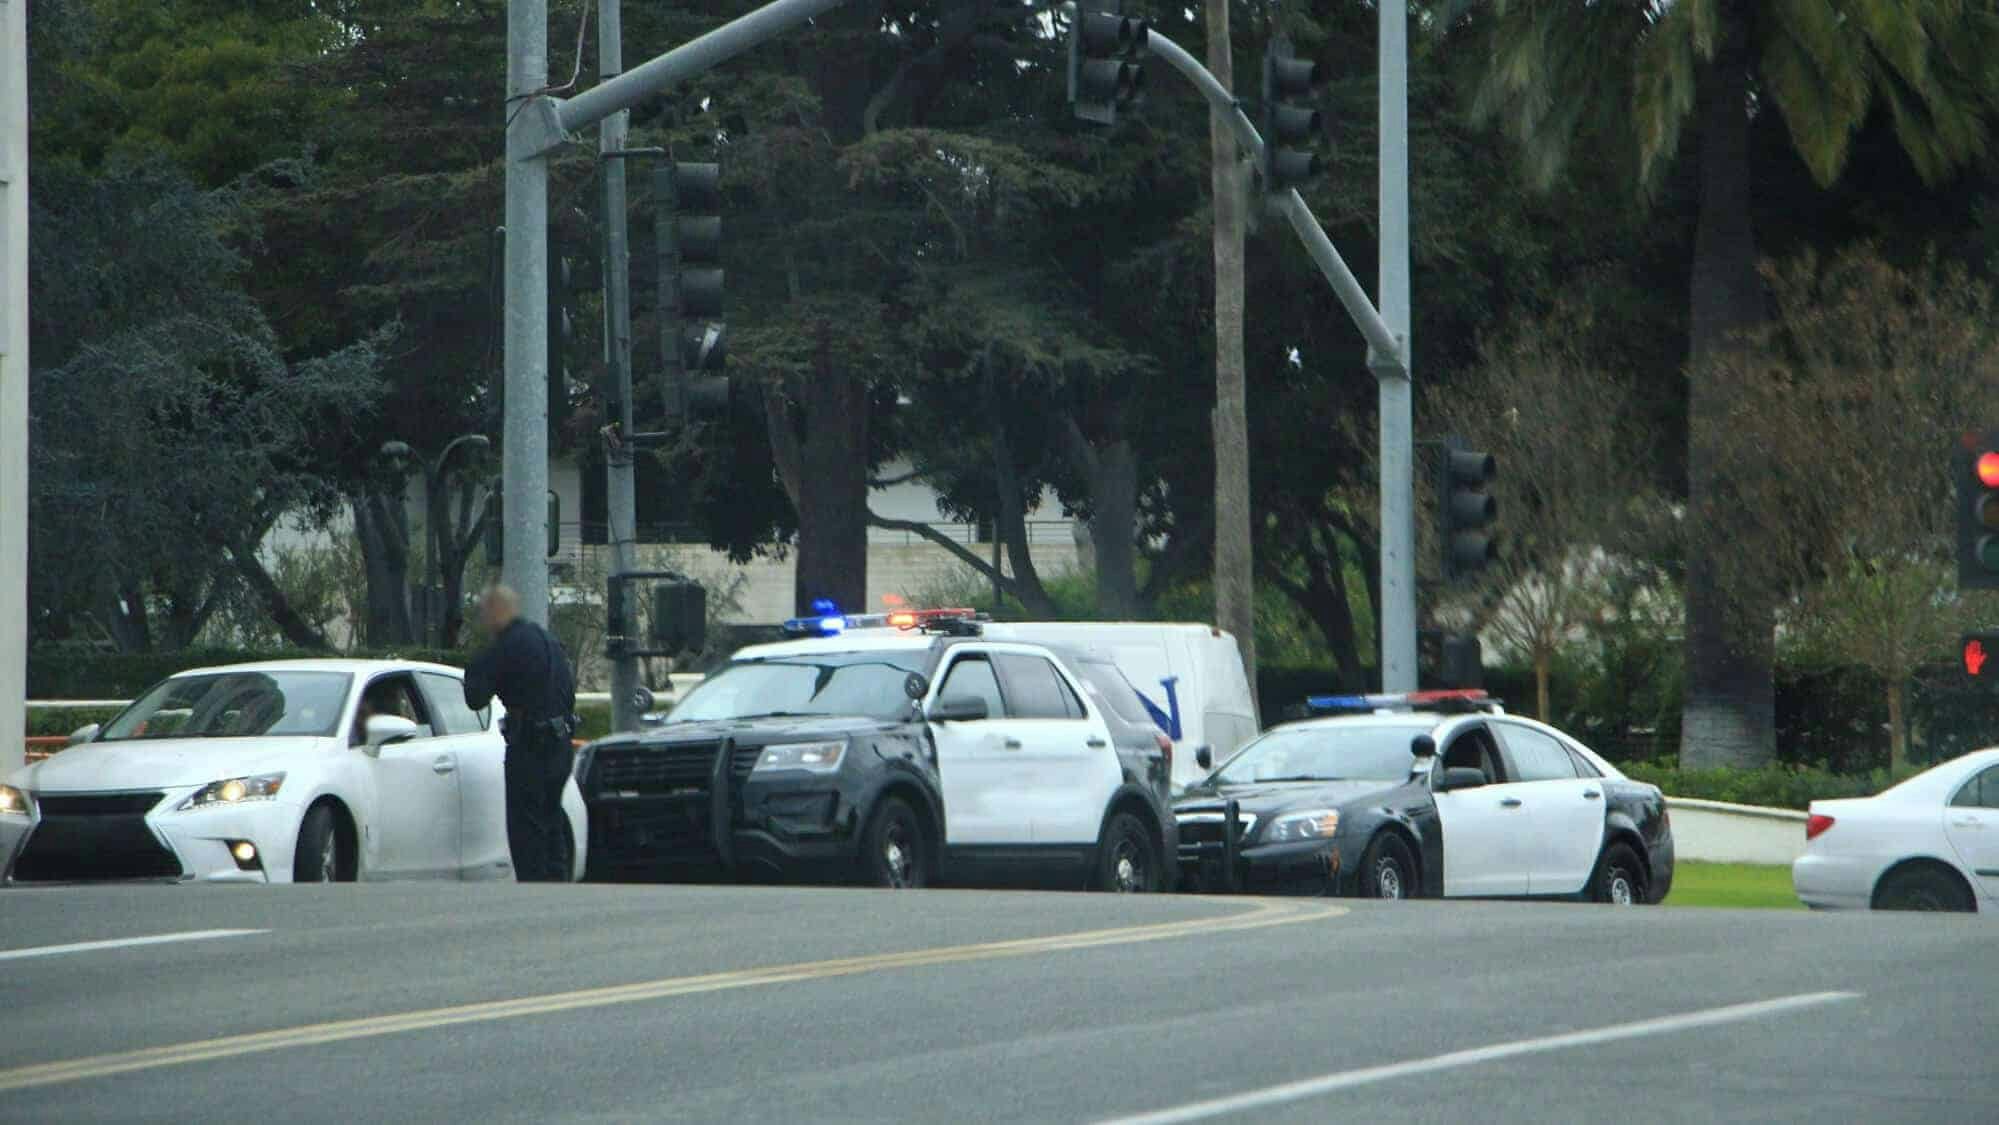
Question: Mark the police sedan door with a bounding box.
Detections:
[1492,721,1605,896]
[415,671,513,879]
[989,651,1121,845]
[1431,723,1531,896]
[928,650,1033,845]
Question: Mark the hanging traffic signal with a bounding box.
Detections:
[1438,435,1498,582]
[1260,37,1325,193]
[1068,8,1148,126]
[656,161,727,420]
[1959,429,1999,590]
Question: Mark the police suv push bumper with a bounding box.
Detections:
[576,721,921,880]
[1175,798,1367,895]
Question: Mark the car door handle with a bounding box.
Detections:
[1086,738,1108,749]
[1500,797,1523,808]
[432,756,457,774]
[1582,790,1602,800]
[1951,817,1983,830]
[1003,739,1023,750]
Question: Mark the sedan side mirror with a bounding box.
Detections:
[67,723,101,746]
[1437,766,1488,792]
[904,673,931,700]
[1411,734,1437,759]
[364,715,421,751]
[927,695,988,723]
[1195,746,1214,771]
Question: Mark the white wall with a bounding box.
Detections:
[1666,798,1808,866]
[1,0,30,775]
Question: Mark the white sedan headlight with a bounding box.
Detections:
[177,772,286,812]
[752,741,846,773]
[0,784,32,818]
[1262,808,1340,844]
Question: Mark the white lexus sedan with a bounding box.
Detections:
[0,660,587,884]
[1792,748,1999,913]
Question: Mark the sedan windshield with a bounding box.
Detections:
[98,671,353,742]
[1213,724,1429,784]
[667,652,927,723]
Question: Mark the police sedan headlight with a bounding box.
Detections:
[1261,808,1340,843]
[177,773,286,812]
[0,785,32,818]
[752,741,847,773]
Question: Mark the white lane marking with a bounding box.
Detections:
[0,929,268,963]
[1098,990,1862,1125]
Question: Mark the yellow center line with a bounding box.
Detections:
[0,898,1345,1093]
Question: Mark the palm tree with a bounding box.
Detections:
[1452,0,1998,767]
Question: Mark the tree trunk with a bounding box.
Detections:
[1207,0,1257,701]
[1886,678,1907,773]
[1092,438,1141,618]
[229,545,333,651]
[768,324,870,617]
[1534,646,1552,723]
[1679,46,1775,769]
[351,491,415,647]
[985,361,1054,615]
[106,584,152,653]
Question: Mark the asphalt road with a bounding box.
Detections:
[0,885,1993,1124]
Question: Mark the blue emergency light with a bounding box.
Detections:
[1305,690,1492,713]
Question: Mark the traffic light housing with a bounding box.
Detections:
[481,489,561,566]
[657,162,727,420]
[1068,8,1148,126]
[1438,435,1498,581]
[1957,429,1999,590]
[1260,37,1325,193]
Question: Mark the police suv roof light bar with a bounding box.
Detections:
[779,604,987,638]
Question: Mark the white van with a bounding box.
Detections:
[978,622,1259,792]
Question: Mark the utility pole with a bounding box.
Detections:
[1205,0,1257,700]
[1,0,28,775]
[597,0,643,733]
[1371,0,1416,693]
[503,0,552,626]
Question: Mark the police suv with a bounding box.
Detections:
[575,609,1177,892]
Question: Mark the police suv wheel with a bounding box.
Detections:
[1590,842,1646,905]
[1096,813,1160,893]
[861,797,927,889]
[1360,832,1415,900]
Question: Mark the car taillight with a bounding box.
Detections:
[1154,730,1173,774]
[1806,814,1835,841]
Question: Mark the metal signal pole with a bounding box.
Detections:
[597,0,644,733]
[504,0,552,626]
[1373,0,1416,692]
[1,0,28,774]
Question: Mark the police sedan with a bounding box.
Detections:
[1173,692,1674,903]
[0,660,588,884]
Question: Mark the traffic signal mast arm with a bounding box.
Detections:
[1136,28,1403,373]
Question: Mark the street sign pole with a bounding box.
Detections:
[503,0,552,625]
[1,0,28,775]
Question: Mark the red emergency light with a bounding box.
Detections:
[887,608,976,630]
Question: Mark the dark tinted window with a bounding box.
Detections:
[1074,661,1155,727]
[1951,765,1999,809]
[993,654,1085,720]
[668,651,927,722]
[418,672,486,736]
[1500,725,1579,782]
[1214,724,1428,784]
[938,656,1007,720]
[1441,726,1506,782]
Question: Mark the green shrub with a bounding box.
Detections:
[1619,761,1920,811]
[26,706,125,738]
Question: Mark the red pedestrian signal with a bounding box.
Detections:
[1966,633,1999,686]
[1967,637,1990,678]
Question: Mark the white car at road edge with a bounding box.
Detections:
[0,659,586,884]
[1792,747,1999,913]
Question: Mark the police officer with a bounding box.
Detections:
[464,584,578,882]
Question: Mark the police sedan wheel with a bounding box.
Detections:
[1373,858,1404,900]
[318,833,338,883]
[1360,833,1416,900]
[1591,842,1646,906]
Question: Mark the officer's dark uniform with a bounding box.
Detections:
[464,618,577,882]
